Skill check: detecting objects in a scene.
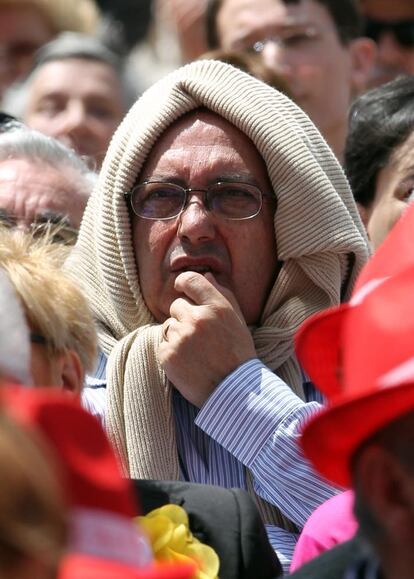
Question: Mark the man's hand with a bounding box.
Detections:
[158,271,256,407]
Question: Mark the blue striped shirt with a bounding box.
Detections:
[83,354,337,574]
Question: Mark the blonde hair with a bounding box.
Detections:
[0,0,101,35]
[0,409,67,575]
[0,227,97,372]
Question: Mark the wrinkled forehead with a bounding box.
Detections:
[138,108,271,185]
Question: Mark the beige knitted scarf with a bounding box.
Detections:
[66,59,369,530]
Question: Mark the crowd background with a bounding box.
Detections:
[0,1,414,578]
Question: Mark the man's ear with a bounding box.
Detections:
[355,446,414,537]
[60,350,84,395]
[349,37,377,95]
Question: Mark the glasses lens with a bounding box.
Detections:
[393,22,414,46]
[209,182,262,219]
[364,19,382,42]
[132,182,185,219]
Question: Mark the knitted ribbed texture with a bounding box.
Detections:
[66,60,369,529]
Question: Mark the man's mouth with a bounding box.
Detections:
[170,256,223,276]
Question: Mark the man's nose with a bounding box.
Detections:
[56,102,89,136]
[261,41,295,78]
[177,194,216,244]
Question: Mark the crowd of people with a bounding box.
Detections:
[0,0,414,578]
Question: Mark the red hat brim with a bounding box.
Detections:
[59,555,195,579]
[301,380,414,487]
[295,303,349,398]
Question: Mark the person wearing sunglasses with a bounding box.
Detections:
[360,0,414,87]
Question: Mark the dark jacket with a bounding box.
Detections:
[133,479,282,579]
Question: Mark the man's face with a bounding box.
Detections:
[365,131,414,249]
[361,0,414,87]
[0,158,87,231]
[132,111,279,325]
[0,4,53,97]
[216,0,357,145]
[24,58,125,168]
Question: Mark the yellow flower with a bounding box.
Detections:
[135,504,220,579]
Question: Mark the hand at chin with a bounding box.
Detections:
[157,271,256,407]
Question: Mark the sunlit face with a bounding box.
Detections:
[24,58,125,168]
[131,111,279,325]
[216,0,357,147]
[361,0,414,87]
[365,131,414,249]
[0,4,53,97]
[0,158,87,230]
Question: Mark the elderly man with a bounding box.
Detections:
[0,126,95,237]
[72,59,369,571]
[205,0,375,162]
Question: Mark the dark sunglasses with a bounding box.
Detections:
[364,18,414,47]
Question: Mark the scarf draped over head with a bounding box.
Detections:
[66,59,369,528]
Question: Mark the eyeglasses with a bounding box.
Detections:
[243,26,320,54]
[0,211,78,245]
[364,18,414,47]
[126,181,274,221]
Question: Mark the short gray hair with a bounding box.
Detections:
[4,32,136,116]
[0,126,97,199]
[0,269,31,385]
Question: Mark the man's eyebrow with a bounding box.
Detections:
[33,211,72,226]
[209,174,263,187]
[140,174,264,188]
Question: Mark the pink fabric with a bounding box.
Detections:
[290,491,358,572]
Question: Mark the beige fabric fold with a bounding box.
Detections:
[66,59,369,529]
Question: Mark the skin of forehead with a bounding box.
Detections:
[140,109,271,184]
[0,158,87,227]
[28,58,124,103]
[218,0,334,33]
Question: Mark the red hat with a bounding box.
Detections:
[295,206,414,487]
[1,388,195,579]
